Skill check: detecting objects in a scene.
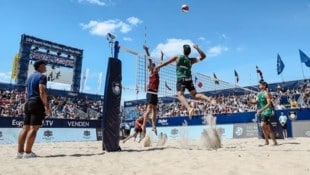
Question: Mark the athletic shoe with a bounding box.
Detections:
[23,152,37,158]
[16,152,24,159]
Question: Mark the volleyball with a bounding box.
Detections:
[181,4,189,13]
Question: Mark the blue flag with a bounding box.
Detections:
[277,54,285,75]
[299,49,310,67]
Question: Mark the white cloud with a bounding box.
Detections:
[149,38,228,60]
[81,17,142,37]
[0,72,12,83]
[78,0,106,6]
[151,38,194,58]
[123,37,132,41]
[118,21,131,33]
[207,45,228,57]
[81,20,119,36]
[126,17,143,26]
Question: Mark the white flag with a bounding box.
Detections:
[81,68,89,92]
[97,72,103,93]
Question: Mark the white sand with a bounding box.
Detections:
[1,137,309,175]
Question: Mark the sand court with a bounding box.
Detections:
[1,137,309,175]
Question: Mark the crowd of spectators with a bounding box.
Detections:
[2,81,310,121]
[131,84,310,119]
[0,89,103,120]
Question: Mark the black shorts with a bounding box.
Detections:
[261,115,271,124]
[146,90,158,105]
[281,123,287,129]
[24,99,45,125]
[176,79,195,92]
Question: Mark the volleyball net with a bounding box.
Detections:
[135,54,256,98]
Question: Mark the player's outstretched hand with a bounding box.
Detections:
[193,44,199,49]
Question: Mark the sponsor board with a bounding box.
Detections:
[233,123,258,138]
[0,128,97,144]
[137,124,234,141]
[292,120,310,137]
[37,128,97,142]
[0,128,20,144]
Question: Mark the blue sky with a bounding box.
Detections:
[1,0,310,102]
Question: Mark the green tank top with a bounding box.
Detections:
[257,91,273,117]
[176,55,192,79]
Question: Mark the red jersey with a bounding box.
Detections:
[147,72,159,91]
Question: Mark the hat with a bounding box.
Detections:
[34,60,46,70]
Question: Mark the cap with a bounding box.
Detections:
[34,60,46,70]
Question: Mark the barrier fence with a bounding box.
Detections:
[1,109,309,144]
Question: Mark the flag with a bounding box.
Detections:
[97,72,103,92]
[256,66,263,79]
[195,76,203,88]
[234,69,239,83]
[299,49,310,67]
[277,54,285,75]
[213,73,219,85]
[165,81,172,90]
[11,54,20,80]
[81,68,89,92]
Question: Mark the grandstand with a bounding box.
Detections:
[124,78,310,121]
[0,34,104,120]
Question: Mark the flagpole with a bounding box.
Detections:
[301,63,306,80]
[280,73,284,83]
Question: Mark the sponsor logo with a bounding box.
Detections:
[288,111,297,120]
[112,82,121,96]
[157,119,168,125]
[235,127,243,136]
[42,120,54,127]
[67,121,90,127]
[43,130,54,140]
[83,130,91,139]
[170,128,178,138]
[12,119,24,127]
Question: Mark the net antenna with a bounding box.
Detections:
[106,32,116,57]
[110,40,148,98]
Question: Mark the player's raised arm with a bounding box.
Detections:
[156,55,178,70]
[191,44,206,64]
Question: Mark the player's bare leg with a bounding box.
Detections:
[261,122,269,145]
[151,106,157,135]
[141,105,152,137]
[177,91,194,119]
